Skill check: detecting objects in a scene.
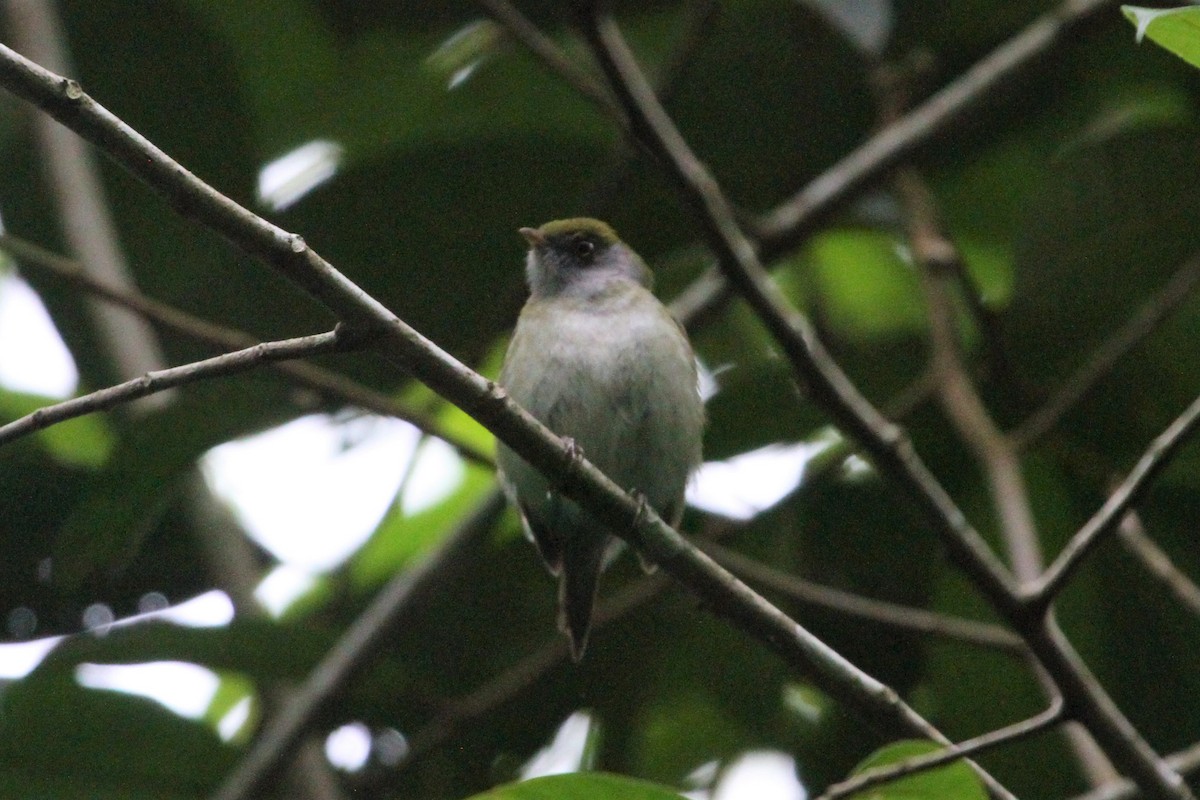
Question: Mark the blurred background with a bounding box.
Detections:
[1,1,1200,798]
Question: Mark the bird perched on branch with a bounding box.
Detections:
[497,218,705,660]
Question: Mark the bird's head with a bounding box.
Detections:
[519,218,652,298]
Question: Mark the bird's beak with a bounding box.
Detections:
[518,227,546,247]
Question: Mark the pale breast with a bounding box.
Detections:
[500,287,703,511]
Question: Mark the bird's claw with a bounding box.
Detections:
[630,490,649,529]
[629,490,659,573]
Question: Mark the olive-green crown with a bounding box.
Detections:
[534,217,621,244]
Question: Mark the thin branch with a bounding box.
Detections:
[0,233,495,467]
[756,0,1119,248]
[820,699,1065,800]
[575,11,1027,799]
[576,11,1192,799]
[701,541,1025,655]
[487,0,1124,341]
[820,700,1065,800]
[474,0,624,124]
[1117,509,1200,619]
[0,38,1009,781]
[0,329,353,448]
[1013,252,1200,449]
[1029,391,1200,607]
[667,0,1121,329]
[210,489,507,800]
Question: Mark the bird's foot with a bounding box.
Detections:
[555,436,584,491]
[629,490,660,574]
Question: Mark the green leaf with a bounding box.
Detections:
[847,740,987,800]
[425,19,508,90]
[1123,6,1200,69]
[806,229,926,338]
[0,389,114,468]
[464,772,687,800]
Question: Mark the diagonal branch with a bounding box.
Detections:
[701,541,1025,654]
[1116,510,1200,619]
[0,329,354,449]
[1073,741,1200,800]
[0,233,495,467]
[491,0,1119,331]
[576,5,1018,611]
[0,41,1004,800]
[895,167,1118,786]
[820,699,1065,800]
[575,10,1191,799]
[897,169,1044,582]
[1013,252,1200,449]
[1029,391,1200,607]
[474,0,623,123]
[756,0,1119,249]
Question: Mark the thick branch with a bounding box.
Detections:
[577,5,1017,608]
[0,42,993,799]
[0,330,351,448]
[576,11,1190,799]
[4,0,170,398]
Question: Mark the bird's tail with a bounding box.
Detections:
[558,531,609,662]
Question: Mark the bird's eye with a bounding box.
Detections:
[572,238,596,261]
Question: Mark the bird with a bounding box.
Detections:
[496,218,705,660]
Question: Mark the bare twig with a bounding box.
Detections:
[211,489,507,800]
[1014,252,1200,449]
[702,541,1025,654]
[0,40,1000,800]
[0,329,353,449]
[820,699,1065,800]
[1117,510,1200,619]
[756,0,1119,248]
[576,10,1191,799]
[1029,391,1200,608]
[0,233,495,467]
[672,0,1121,328]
